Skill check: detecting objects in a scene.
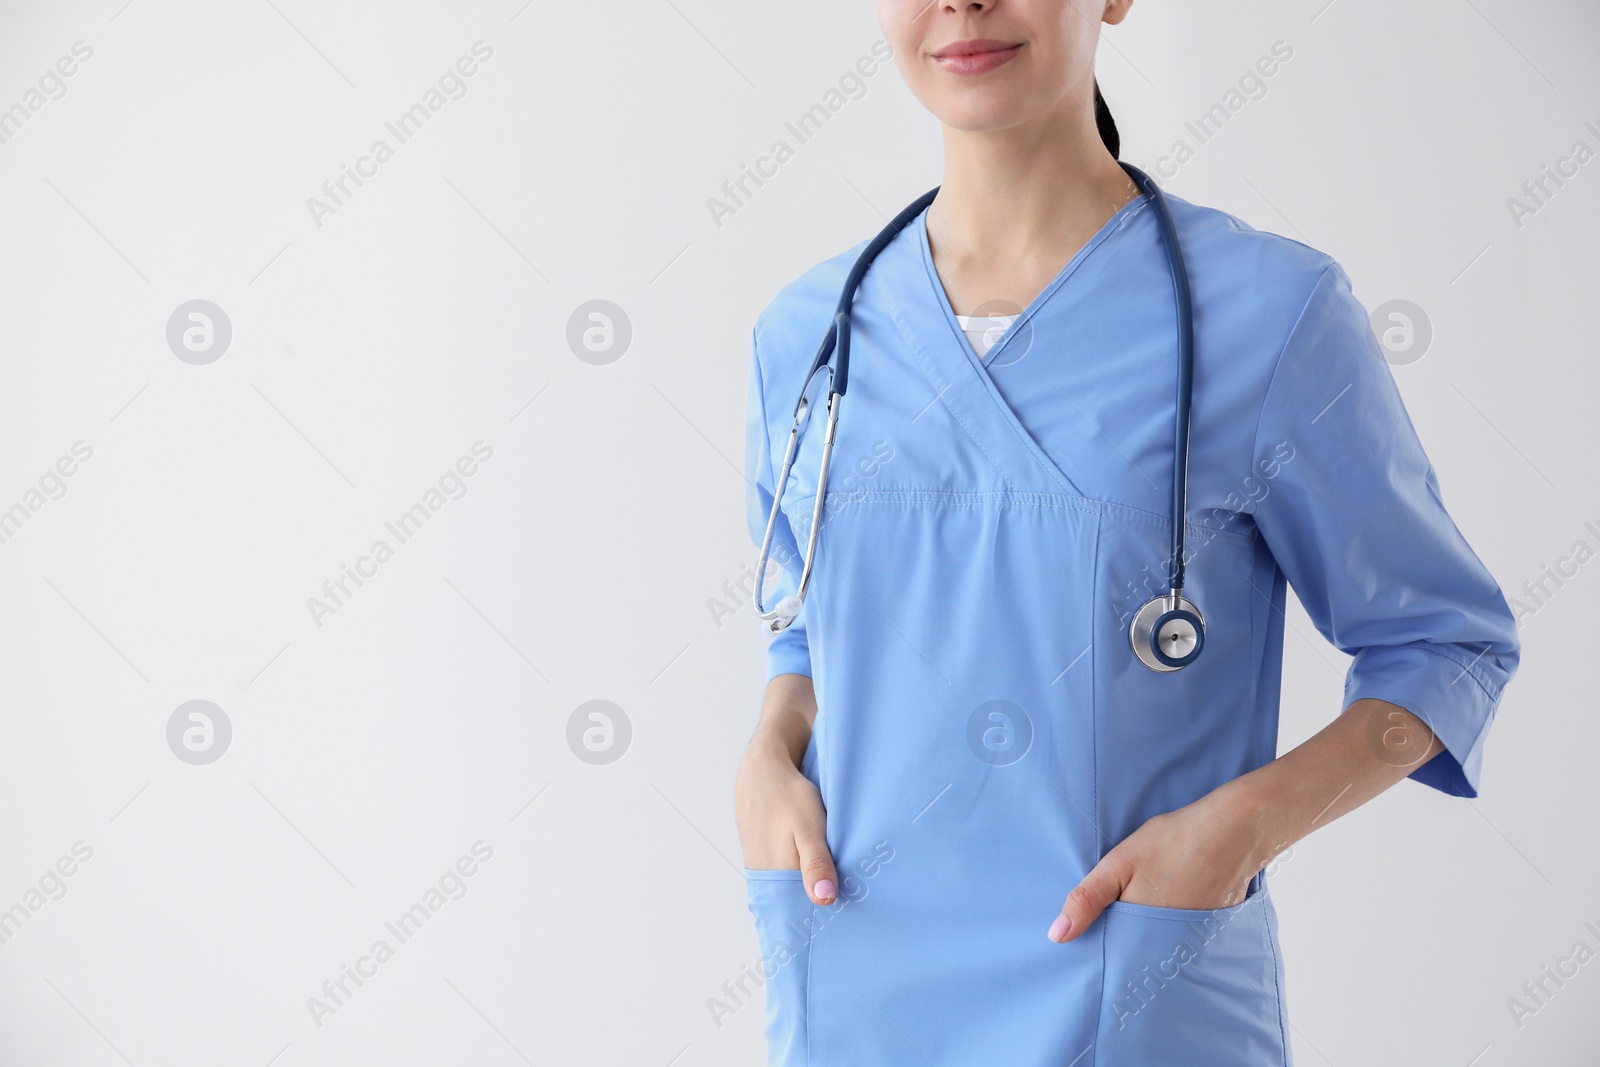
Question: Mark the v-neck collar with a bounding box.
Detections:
[887,190,1152,498]
[916,191,1151,371]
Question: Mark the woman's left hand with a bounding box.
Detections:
[1047,782,1269,944]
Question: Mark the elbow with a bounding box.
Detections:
[1479,585,1525,694]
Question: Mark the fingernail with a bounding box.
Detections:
[813,879,836,902]
[1047,915,1071,943]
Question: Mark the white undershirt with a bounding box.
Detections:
[954,313,1019,359]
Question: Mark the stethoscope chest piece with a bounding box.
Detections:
[1129,593,1206,671]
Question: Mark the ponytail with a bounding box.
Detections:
[1093,79,1120,158]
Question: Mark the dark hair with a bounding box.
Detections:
[1093,79,1120,158]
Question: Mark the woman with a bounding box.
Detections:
[735,2,1520,1064]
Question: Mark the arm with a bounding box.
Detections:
[735,325,840,904]
[1050,263,1521,942]
[746,672,819,769]
[1231,696,1443,862]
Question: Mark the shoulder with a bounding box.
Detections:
[1151,191,1390,454]
[1159,190,1373,375]
[1162,191,1343,308]
[751,236,871,381]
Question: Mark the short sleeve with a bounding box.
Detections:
[746,324,813,682]
[1249,263,1521,797]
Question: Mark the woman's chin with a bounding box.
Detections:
[928,101,1035,135]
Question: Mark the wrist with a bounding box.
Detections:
[1210,774,1284,873]
[742,726,804,772]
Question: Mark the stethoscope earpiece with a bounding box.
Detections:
[767,595,803,634]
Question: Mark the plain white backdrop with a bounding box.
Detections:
[0,0,1595,1063]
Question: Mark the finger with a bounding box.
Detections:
[793,819,840,905]
[1048,858,1129,944]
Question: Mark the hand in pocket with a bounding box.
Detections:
[1048,788,1267,942]
[734,746,839,905]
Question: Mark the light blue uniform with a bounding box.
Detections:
[742,189,1520,1066]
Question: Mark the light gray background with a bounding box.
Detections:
[0,0,1595,1064]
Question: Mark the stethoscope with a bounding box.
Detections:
[754,161,1205,673]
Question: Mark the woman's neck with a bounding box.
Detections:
[925,99,1139,316]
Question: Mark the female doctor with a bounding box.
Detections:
[735,2,1521,1064]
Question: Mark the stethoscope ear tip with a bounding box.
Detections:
[765,595,803,633]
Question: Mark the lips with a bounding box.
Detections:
[932,38,1019,58]
[931,38,1023,75]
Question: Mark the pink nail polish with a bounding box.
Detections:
[813,879,836,901]
[1047,915,1071,942]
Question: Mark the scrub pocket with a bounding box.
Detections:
[1097,878,1290,1066]
[744,869,820,1067]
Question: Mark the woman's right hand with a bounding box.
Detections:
[734,674,839,905]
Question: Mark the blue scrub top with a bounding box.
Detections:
[741,188,1520,1066]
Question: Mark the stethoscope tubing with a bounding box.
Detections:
[1121,163,1196,597]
